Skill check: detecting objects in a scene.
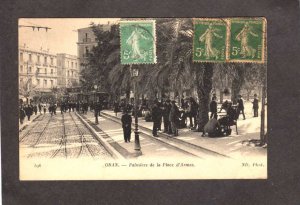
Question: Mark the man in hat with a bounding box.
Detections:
[121,110,132,143]
[237,95,245,120]
[252,94,259,117]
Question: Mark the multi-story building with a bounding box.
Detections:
[77,24,111,72]
[19,44,58,94]
[57,53,80,88]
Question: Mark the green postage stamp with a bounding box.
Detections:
[120,20,156,64]
[228,18,266,63]
[193,18,227,62]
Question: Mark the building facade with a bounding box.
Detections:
[19,45,58,94]
[57,53,80,88]
[77,24,111,72]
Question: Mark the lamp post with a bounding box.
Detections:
[130,65,141,155]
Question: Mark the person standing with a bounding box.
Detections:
[19,105,26,124]
[252,94,259,117]
[114,101,119,117]
[43,104,46,114]
[169,100,179,136]
[94,101,101,124]
[38,103,42,114]
[25,104,33,121]
[237,95,246,120]
[162,99,171,134]
[209,96,218,119]
[121,110,132,143]
[151,102,161,137]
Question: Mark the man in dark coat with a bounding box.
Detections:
[237,95,246,120]
[151,102,161,137]
[252,94,259,117]
[209,96,218,119]
[121,110,132,143]
[169,100,179,136]
[94,101,102,124]
[38,103,42,114]
[24,104,33,121]
[162,100,171,134]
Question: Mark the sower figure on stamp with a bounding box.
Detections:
[237,95,246,120]
[121,110,132,143]
[252,94,259,117]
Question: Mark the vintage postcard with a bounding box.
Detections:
[18,18,267,180]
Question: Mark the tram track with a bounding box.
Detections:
[19,114,45,142]
[69,112,96,159]
[51,113,67,158]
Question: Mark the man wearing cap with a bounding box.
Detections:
[152,101,161,137]
[162,99,171,134]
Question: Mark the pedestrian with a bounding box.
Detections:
[33,104,38,115]
[24,104,33,121]
[43,104,46,114]
[209,96,218,119]
[94,101,102,124]
[38,103,42,114]
[252,94,259,117]
[151,102,161,137]
[162,99,171,134]
[113,100,119,117]
[189,97,198,128]
[19,105,26,124]
[237,95,246,120]
[169,100,179,136]
[121,110,132,143]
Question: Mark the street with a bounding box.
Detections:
[19,112,113,160]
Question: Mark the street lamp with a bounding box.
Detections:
[130,65,141,155]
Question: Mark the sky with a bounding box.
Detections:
[19,18,120,56]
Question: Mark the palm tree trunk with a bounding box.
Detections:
[231,64,245,104]
[195,63,214,132]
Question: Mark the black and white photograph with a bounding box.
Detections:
[18,18,267,180]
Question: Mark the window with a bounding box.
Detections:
[29,67,32,73]
[71,71,74,77]
[67,61,69,68]
[20,65,23,72]
[20,78,23,84]
[75,62,77,68]
[68,70,70,77]
[71,62,73,68]
[85,47,89,55]
[20,52,23,61]
[37,68,40,73]
[51,69,53,74]
[44,80,47,86]
[37,55,40,63]
[29,54,32,62]
[50,80,53,87]
[44,56,47,64]
[45,68,47,74]
[37,79,40,85]
[51,58,53,65]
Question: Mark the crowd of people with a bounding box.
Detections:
[20,93,260,142]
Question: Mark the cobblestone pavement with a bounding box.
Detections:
[19,112,113,160]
